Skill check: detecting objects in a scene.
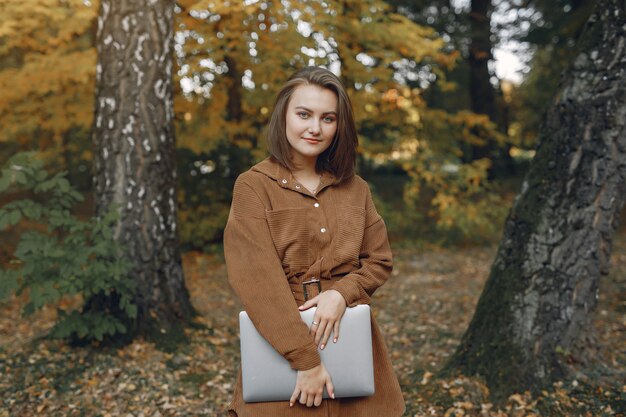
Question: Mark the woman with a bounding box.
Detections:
[224,66,405,416]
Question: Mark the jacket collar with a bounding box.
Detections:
[251,157,339,193]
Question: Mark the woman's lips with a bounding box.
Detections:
[303,138,321,144]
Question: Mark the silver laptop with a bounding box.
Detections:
[239,304,374,402]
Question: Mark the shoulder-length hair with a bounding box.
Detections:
[266,66,357,183]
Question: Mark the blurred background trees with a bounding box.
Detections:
[0,0,599,250]
[0,0,97,189]
[3,0,563,251]
[0,0,606,342]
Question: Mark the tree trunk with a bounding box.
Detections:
[468,0,496,128]
[90,0,195,341]
[446,0,626,400]
[468,0,495,164]
[224,55,243,124]
[468,0,515,175]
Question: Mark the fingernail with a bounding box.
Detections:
[320,344,325,350]
[290,403,293,407]
[333,338,337,343]
[332,393,335,399]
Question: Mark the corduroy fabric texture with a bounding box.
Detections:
[224,157,405,417]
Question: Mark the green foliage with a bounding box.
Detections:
[176,141,254,250]
[401,148,509,243]
[0,152,135,342]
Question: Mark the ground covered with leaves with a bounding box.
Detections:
[1,235,625,416]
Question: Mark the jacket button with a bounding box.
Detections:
[281,179,288,184]
[295,185,301,189]
[320,227,327,233]
[314,202,320,207]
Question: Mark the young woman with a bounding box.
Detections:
[223,66,405,416]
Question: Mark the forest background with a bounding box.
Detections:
[1,0,588,249]
[1,0,625,416]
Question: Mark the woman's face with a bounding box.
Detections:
[285,84,338,168]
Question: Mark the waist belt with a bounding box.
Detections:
[288,275,344,304]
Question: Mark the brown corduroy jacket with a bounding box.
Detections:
[224,157,405,417]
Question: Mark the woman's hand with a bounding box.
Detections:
[299,289,347,349]
[289,363,335,407]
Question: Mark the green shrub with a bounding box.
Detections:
[0,152,136,342]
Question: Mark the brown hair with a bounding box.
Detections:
[266,66,357,182]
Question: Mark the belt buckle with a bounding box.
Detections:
[302,278,321,301]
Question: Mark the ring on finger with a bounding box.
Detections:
[312,321,319,325]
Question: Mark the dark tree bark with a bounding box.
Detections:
[446,0,626,400]
[468,0,496,163]
[468,0,515,175]
[90,0,195,340]
[224,55,243,124]
[468,0,496,127]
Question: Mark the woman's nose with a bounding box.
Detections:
[308,119,321,135]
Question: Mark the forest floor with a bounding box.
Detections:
[1,235,625,417]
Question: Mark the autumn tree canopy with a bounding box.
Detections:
[1,0,510,245]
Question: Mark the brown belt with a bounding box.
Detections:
[288,275,344,305]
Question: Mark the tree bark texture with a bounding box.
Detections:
[446,0,626,399]
[91,0,194,336]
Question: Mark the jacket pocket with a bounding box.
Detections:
[265,207,310,268]
[333,205,366,267]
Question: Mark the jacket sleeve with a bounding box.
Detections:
[330,183,393,307]
[224,176,321,371]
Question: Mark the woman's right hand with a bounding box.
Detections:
[289,363,335,407]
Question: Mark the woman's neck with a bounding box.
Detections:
[290,156,322,193]
[290,154,318,177]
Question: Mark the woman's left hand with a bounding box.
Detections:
[299,289,347,350]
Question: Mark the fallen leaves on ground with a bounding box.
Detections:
[1,236,624,416]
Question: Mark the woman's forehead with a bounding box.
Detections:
[289,84,338,112]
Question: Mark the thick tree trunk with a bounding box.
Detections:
[446,0,626,400]
[90,0,195,340]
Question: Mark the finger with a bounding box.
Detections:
[319,320,334,349]
[314,320,327,345]
[314,392,323,407]
[299,391,307,405]
[333,320,340,343]
[306,393,314,407]
[310,316,321,336]
[326,376,335,400]
[299,294,320,310]
[290,386,300,407]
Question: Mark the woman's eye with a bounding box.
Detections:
[298,112,309,119]
[323,116,336,123]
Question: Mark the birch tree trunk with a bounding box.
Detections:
[90,0,194,340]
[446,0,626,399]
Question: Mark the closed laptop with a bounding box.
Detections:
[239,304,375,402]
